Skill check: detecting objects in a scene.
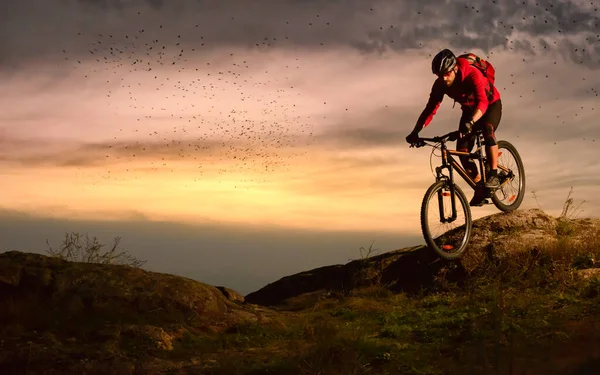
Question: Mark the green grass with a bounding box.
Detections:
[181,278,599,374]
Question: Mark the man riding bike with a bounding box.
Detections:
[406,49,503,207]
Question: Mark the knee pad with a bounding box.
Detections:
[483,123,497,147]
[485,136,497,147]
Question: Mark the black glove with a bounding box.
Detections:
[406,131,420,144]
[447,130,461,142]
[459,119,475,136]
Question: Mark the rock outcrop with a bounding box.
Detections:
[0,251,277,374]
[0,251,257,333]
[245,209,600,306]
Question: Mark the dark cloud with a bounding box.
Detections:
[314,120,405,148]
[319,107,598,150]
[1,0,598,69]
[320,125,402,147]
[78,0,165,10]
[355,0,599,64]
[309,105,450,149]
[0,132,313,170]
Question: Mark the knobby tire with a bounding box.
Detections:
[420,180,472,260]
[491,140,526,212]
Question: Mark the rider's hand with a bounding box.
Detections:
[406,131,419,145]
[458,120,474,135]
[459,119,474,137]
[447,130,461,142]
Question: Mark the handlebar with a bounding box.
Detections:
[409,128,482,148]
[409,130,459,148]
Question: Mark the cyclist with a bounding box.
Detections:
[406,49,502,207]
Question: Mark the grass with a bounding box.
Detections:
[183,278,599,374]
[160,249,600,374]
[533,186,588,238]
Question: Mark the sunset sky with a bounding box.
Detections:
[1,0,599,294]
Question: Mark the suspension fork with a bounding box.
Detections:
[436,144,458,223]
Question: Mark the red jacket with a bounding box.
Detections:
[416,57,501,128]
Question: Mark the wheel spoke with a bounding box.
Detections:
[421,182,471,259]
[491,141,525,211]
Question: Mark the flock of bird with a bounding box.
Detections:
[54,2,599,190]
[61,23,319,188]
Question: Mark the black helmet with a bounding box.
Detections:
[431,49,457,75]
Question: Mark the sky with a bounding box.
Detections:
[1,0,599,295]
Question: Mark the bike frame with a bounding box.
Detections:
[440,133,488,191]
[416,130,499,223]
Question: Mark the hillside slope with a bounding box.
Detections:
[245,208,600,306]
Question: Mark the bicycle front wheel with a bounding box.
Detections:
[420,180,472,260]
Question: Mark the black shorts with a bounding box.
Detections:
[457,99,502,150]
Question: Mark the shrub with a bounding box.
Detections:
[45,232,146,268]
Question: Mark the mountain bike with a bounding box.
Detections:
[409,129,525,259]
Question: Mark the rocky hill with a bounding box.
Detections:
[0,251,276,374]
[245,208,600,307]
[1,208,599,374]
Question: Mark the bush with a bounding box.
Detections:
[45,232,146,268]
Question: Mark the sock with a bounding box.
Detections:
[489,168,498,177]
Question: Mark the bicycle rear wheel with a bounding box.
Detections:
[491,140,525,212]
[420,180,472,259]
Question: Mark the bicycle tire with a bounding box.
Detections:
[420,180,472,260]
[491,140,526,212]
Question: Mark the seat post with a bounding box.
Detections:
[475,132,488,182]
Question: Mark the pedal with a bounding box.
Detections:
[470,197,491,207]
